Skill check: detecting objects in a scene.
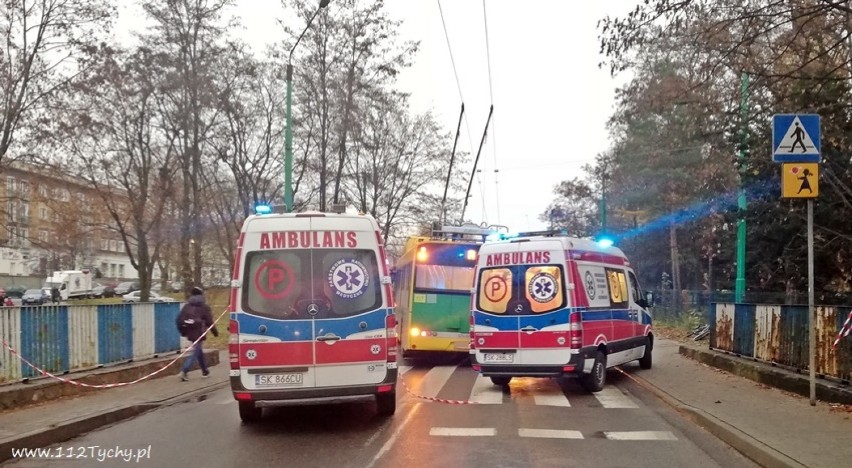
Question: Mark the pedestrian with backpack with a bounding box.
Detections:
[176,286,218,381]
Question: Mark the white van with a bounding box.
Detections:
[470,233,652,392]
[228,211,397,422]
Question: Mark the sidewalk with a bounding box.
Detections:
[631,339,852,468]
[0,350,228,464]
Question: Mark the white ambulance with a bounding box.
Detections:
[228,210,398,422]
[470,233,652,392]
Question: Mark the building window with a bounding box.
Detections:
[20,203,29,220]
[110,264,116,277]
[59,188,69,202]
[39,185,48,197]
[109,240,116,251]
[18,228,28,246]
[19,180,28,197]
[6,177,15,194]
[101,239,109,251]
[39,230,49,242]
[119,264,125,277]
[40,206,48,220]
[7,202,16,221]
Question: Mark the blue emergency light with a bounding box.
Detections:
[597,237,614,248]
[255,204,273,215]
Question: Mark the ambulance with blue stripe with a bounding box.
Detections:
[228,211,397,422]
[470,233,652,392]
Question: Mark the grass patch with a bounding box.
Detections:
[204,288,230,350]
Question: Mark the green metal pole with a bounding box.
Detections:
[284,64,294,213]
[600,175,607,233]
[735,72,749,303]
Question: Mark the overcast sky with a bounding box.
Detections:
[118,0,637,233]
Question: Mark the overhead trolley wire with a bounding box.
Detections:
[482,0,501,224]
[436,0,485,221]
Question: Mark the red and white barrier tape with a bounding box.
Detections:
[398,374,479,405]
[832,310,852,349]
[0,308,229,389]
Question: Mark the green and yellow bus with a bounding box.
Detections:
[393,224,503,358]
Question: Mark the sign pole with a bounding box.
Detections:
[808,198,815,406]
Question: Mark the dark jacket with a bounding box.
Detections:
[176,294,218,342]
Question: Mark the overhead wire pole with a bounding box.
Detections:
[482,0,500,224]
[437,0,478,221]
[735,72,749,302]
[461,105,494,223]
[441,104,465,224]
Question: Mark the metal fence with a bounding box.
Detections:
[709,303,852,382]
[0,302,183,383]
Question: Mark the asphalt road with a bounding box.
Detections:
[5,356,756,468]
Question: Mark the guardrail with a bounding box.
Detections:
[0,302,183,383]
[710,303,852,382]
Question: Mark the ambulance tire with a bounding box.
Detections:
[490,376,512,386]
[376,391,396,416]
[238,401,262,423]
[581,351,606,393]
[639,338,653,369]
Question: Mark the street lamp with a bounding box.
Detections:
[284,0,330,212]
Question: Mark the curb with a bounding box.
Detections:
[0,378,229,464]
[0,350,220,412]
[629,372,805,468]
[679,345,852,405]
[0,404,157,464]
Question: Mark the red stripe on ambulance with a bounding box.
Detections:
[238,342,312,366]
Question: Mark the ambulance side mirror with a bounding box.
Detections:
[637,298,649,309]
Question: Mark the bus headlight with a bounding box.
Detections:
[410,327,421,337]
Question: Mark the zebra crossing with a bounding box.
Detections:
[399,364,640,408]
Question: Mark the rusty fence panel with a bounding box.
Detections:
[831,306,852,382]
[713,303,735,352]
[754,305,781,362]
[777,305,808,371]
[732,303,756,357]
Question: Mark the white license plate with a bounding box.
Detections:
[255,373,303,386]
[483,353,514,363]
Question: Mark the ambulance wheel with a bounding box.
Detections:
[582,351,606,393]
[376,391,396,416]
[639,337,653,370]
[490,376,511,386]
[238,401,262,423]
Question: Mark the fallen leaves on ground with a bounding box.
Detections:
[829,404,852,413]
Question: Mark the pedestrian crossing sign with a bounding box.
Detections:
[781,163,818,198]
[772,114,820,163]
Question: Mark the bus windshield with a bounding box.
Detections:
[414,243,478,293]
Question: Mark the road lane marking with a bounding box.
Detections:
[468,375,503,404]
[593,387,639,408]
[604,431,678,441]
[430,427,496,437]
[532,389,571,407]
[366,402,422,468]
[416,365,456,398]
[519,428,583,439]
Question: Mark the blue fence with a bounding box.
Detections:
[0,302,184,383]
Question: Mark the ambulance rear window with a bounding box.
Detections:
[477,265,566,315]
[243,249,382,319]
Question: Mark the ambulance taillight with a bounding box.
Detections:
[569,312,583,349]
[229,319,240,370]
[386,314,397,363]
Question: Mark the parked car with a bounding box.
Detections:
[2,285,27,299]
[122,291,176,303]
[114,282,140,296]
[21,289,50,305]
[92,283,116,298]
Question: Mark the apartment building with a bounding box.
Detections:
[0,163,144,281]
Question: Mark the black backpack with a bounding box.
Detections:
[178,304,203,337]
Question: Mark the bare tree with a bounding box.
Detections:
[0,0,113,167]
